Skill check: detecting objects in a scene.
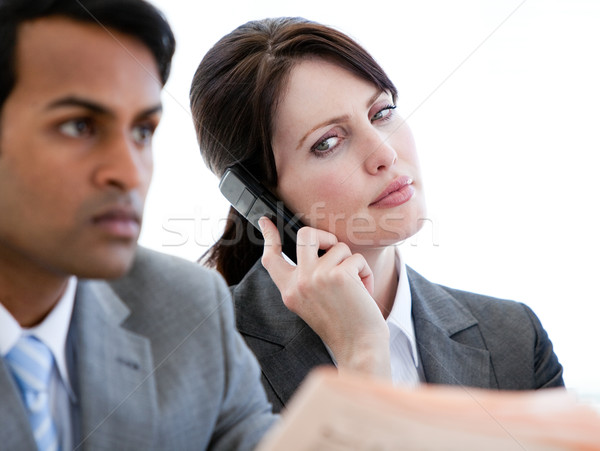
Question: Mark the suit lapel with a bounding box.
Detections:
[408,268,496,388]
[259,323,333,405]
[234,262,334,405]
[0,361,38,450]
[69,280,158,450]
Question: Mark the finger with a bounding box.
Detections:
[342,253,375,296]
[258,217,294,287]
[316,241,353,266]
[296,226,338,266]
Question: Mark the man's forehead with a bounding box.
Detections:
[16,16,159,81]
[12,16,162,114]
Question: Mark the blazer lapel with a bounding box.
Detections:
[408,268,496,388]
[234,262,334,405]
[0,361,38,450]
[259,323,333,404]
[68,280,158,450]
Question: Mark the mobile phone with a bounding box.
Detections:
[219,164,306,263]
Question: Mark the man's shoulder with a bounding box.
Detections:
[108,246,230,313]
[129,246,220,283]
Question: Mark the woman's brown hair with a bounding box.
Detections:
[190,17,398,285]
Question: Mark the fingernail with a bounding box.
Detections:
[257,217,266,233]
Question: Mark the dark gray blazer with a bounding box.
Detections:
[0,248,276,451]
[232,261,564,413]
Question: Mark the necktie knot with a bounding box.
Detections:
[6,335,54,395]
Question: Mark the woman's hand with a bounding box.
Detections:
[259,217,391,380]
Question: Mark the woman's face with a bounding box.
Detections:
[271,58,426,251]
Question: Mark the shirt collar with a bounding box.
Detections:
[0,301,21,355]
[0,277,77,397]
[386,247,419,367]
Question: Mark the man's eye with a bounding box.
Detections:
[58,118,93,138]
[132,124,155,145]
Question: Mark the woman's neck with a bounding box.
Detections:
[358,246,398,319]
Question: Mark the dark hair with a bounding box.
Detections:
[0,0,175,113]
[190,17,397,285]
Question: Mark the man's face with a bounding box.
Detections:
[0,17,162,279]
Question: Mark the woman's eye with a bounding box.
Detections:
[132,124,155,145]
[58,118,93,138]
[313,136,340,153]
[371,105,396,122]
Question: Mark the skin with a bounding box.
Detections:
[0,17,163,327]
[272,59,425,255]
[260,58,427,379]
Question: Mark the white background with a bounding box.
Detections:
[140,0,600,395]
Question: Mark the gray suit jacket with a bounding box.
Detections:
[232,261,564,413]
[0,247,276,450]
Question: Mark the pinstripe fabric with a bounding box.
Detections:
[5,336,60,451]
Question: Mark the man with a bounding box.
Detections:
[0,0,276,449]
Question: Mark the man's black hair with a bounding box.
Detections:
[0,0,176,112]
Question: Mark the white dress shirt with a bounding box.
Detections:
[0,276,77,451]
[387,247,423,386]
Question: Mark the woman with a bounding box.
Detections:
[190,17,563,412]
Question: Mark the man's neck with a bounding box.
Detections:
[0,253,70,328]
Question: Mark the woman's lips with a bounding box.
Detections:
[369,176,414,208]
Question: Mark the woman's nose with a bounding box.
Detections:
[363,129,397,175]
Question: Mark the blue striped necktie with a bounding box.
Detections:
[5,335,60,451]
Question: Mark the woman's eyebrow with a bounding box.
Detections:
[297,114,348,150]
[296,89,385,150]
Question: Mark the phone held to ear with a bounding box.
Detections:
[219,164,307,263]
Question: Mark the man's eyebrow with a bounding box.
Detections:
[46,96,163,119]
[136,104,163,120]
[46,96,111,115]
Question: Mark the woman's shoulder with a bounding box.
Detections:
[406,266,538,329]
[407,266,564,389]
[231,259,276,298]
[230,258,304,337]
